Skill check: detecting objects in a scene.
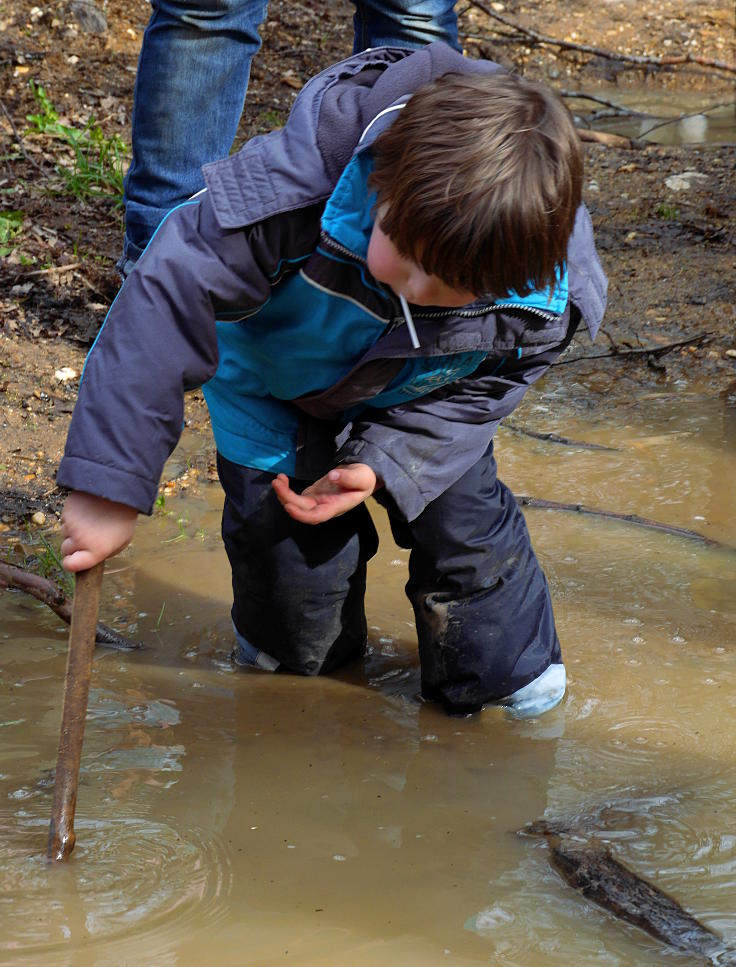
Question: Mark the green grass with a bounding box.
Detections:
[256,108,285,131]
[656,203,680,220]
[26,79,128,202]
[0,209,24,256]
[26,532,74,597]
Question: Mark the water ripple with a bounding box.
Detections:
[0,813,233,960]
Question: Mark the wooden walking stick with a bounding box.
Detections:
[47,561,105,862]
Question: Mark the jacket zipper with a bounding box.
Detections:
[319,231,560,324]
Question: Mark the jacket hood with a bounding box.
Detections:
[202,44,501,231]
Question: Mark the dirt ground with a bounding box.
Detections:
[1,0,734,540]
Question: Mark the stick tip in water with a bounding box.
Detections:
[46,827,76,863]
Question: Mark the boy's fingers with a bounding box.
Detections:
[62,549,99,573]
[330,464,377,494]
[271,474,297,499]
[271,476,318,510]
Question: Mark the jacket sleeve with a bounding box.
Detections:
[336,319,575,521]
[56,195,286,513]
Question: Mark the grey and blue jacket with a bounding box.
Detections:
[57,43,608,522]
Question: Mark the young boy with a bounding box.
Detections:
[58,43,607,718]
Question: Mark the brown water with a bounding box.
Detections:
[2,377,736,966]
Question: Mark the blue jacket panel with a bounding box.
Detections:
[57,43,608,521]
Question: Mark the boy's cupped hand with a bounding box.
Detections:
[272,463,379,525]
[61,491,138,572]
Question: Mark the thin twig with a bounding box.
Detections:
[463,0,736,74]
[0,562,144,651]
[17,262,84,278]
[638,101,735,137]
[0,98,46,174]
[554,332,715,366]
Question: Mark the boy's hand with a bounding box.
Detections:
[61,492,138,572]
[272,464,379,525]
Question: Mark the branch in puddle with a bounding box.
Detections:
[562,94,736,143]
[462,0,736,74]
[503,421,621,452]
[633,101,735,138]
[520,819,730,962]
[0,562,144,651]
[517,496,729,549]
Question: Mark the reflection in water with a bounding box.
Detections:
[1,384,735,964]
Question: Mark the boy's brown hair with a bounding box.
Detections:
[369,71,583,299]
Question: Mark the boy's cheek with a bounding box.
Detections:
[365,237,387,283]
[366,223,403,287]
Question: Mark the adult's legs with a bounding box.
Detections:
[122,0,268,268]
[122,0,459,270]
[352,0,459,51]
[379,443,563,715]
[217,455,379,675]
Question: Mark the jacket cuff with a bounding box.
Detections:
[56,456,157,515]
[336,439,426,522]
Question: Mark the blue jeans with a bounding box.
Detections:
[122,0,459,266]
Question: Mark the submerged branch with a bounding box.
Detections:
[517,496,729,549]
[521,820,734,963]
[0,562,144,650]
[503,421,621,451]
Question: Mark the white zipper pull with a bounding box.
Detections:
[399,294,420,350]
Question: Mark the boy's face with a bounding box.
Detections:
[367,216,476,309]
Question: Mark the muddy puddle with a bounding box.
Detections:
[2,375,736,966]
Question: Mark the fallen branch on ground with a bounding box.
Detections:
[0,562,144,650]
[577,129,641,148]
[463,0,736,75]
